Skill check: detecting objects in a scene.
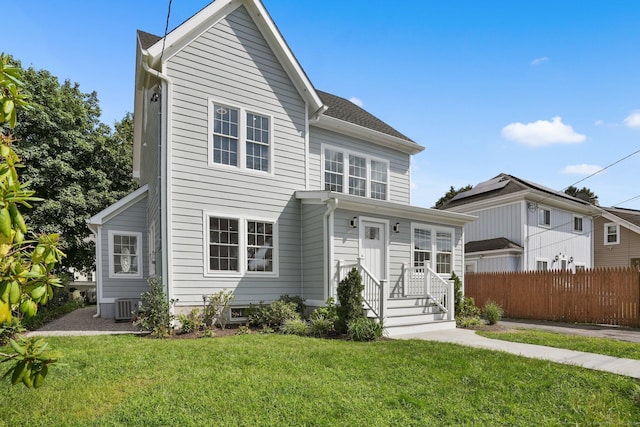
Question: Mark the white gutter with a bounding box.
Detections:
[323,198,338,300]
[86,222,102,318]
[140,49,174,310]
[310,104,328,123]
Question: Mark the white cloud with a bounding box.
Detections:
[561,164,603,175]
[501,116,586,147]
[349,96,363,107]
[624,111,640,128]
[594,119,605,126]
[531,57,549,66]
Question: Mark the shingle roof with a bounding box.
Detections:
[138,30,162,50]
[439,173,593,209]
[316,90,415,143]
[466,238,523,254]
[603,207,640,228]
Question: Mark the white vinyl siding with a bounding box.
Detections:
[322,144,389,201]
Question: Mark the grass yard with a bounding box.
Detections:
[477,328,640,360]
[2,334,639,426]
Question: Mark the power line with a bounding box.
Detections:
[560,147,640,192]
[159,0,173,65]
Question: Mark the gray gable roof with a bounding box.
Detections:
[316,90,415,143]
[138,30,162,50]
[466,238,523,254]
[603,207,640,228]
[440,173,592,209]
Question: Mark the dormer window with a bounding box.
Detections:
[322,144,389,200]
[209,99,272,173]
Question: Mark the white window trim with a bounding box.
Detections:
[604,222,620,245]
[207,97,274,175]
[572,215,584,234]
[203,211,279,278]
[535,258,549,271]
[108,230,143,279]
[411,223,455,276]
[538,206,551,228]
[321,143,390,201]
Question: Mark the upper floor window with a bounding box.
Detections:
[573,216,583,233]
[604,223,620,245]
[322,145,389,201]
[538,208,551,227]
[209,99,272,173]
[108,231,143,279]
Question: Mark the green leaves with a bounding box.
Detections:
[0,55,30,129]
[2,336,60,388]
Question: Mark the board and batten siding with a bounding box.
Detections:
[308,127,412,204]
[594,216,640,268]
[163,5,307,305]
[525,204,592,270]
[463,202,522,245]
[98,196,149,316]
[476,255,521,273]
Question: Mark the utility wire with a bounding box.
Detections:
[159,0,173,65]
[560,147,640,192]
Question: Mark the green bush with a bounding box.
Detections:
[134,276,175,338]
[178,308,204,333]
[336,268,365,334]
[483,300,504,325]
[308,316,334,338]
[347,317,384,342]
[0,317,25,345]
[280,318,308,336]
[246,300,300,329]
[204,289,235,329]
[278,294,306,317]
[456,316,482,328]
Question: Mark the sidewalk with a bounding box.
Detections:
[25,306,139,337]
[396,326,640,379]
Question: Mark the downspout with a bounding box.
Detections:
[323,198,338,300]
[87,223,102,318]
[310,104,328,123]
[140,50,173,309]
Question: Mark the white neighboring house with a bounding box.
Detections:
[438,173,602,273]
[86,0,475,335]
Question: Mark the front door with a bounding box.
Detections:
[360,219,387,281]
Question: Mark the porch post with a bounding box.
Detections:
[401,263,407,297]
[447,279,455,321]
[380,279,388,322]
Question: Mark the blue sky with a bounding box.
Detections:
[6,0,640,209]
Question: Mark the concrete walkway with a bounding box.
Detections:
[396,327,640,379]
[25,306,139,337]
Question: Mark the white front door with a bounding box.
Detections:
[360,220,387,281]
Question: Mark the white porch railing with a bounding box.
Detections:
[402,264,454,321]
[337,258,387,321]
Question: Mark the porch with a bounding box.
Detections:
[337,258,456,337]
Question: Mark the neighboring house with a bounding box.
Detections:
[594,207,640,268]
[438,173,602,273]
[86,0,474,335]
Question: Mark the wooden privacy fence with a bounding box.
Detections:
[465,267,640,327]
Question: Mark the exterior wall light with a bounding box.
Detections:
[393,222,400,233]
[350,217,358,228]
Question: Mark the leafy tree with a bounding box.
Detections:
[0,53,64,387]
[564,186,597,203]
[433,184,473,208]
[9,58,137,273]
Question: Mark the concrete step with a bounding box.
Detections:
[386,297,432,309]
[385,320,457,338]
[384,312,448,327]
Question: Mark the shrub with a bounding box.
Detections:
[347,317,384,342]
[280,318,308,336]
[204,289,235,329]
[456,316,482,328]
[246,300,300,329]
[236,325,251,335]
[278,294,306,317]
[336,268,365,334]
[178,308,204,333]
[483,300,504,325]
[134,276,175,338]
[308,316,335,338]
[0,317,25,345]
[451,272,464,317]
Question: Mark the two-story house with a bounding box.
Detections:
[438,173,602,273]
[594,206,640,268]
[86,0,474,336]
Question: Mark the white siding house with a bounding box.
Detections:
[87,0,474,336]
[439,174,602,273]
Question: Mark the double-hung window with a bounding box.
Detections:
[604,223,620,245]
[323,145,389,200]
[573,216,583,233]
[205,214,278,276]
[538,207,551,227]
[108,231,143,279]
[209,99,272,173]
[412,225,453,275]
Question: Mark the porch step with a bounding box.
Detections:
[386,297,433,309]
[385,320,457,338]
[384,312,447,328]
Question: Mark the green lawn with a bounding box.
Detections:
[477,328,640,360]
[2,334,639,426]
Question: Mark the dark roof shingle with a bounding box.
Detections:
[466,238,523,253]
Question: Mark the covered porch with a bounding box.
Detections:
[296,191,476,337]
